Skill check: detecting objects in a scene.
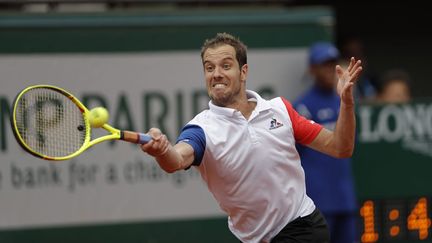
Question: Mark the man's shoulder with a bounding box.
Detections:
[187,109,211,126]
[267,96,289,111]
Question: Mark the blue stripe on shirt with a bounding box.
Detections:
[176,124,206,166]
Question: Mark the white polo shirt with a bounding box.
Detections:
[176,90,323,243]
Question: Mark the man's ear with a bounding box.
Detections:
[240,64,248,82]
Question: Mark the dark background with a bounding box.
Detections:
[334,3,431,98]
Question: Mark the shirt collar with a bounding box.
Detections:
[208,90,272,117]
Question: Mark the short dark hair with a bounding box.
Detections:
[201,33,248,67]
[377,69,412,94]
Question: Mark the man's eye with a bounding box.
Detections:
[206,66,214,72]
[223,64,231,69]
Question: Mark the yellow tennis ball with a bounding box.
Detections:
[88,107,109,128]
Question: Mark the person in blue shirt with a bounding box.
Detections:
[294,42,358,243]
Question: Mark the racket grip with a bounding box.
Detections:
[121,131,152,144]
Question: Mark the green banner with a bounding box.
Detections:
[0,7,333,54]
[354,100,432,243]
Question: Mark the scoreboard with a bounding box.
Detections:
[360,198,431,242]
[354,101,432,243]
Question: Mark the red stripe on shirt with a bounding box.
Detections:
[281,97,323,145]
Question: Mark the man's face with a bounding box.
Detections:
[203,44,248,107]
[380,80,411,103]
[310,60,338,91]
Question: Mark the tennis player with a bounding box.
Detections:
[141,33,362,243]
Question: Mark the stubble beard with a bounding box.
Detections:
[209,84,242,107]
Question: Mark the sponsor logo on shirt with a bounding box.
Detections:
[269,118,284,130]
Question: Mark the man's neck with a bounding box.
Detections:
[238,101,257,120]
[314,83,335,95]
[225,95,257,120]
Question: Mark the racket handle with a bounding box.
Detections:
[121,131,152,144]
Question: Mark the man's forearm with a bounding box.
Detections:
[333,103,356,157]
[154,144,184,173]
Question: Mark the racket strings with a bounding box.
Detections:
[15,88,86,158]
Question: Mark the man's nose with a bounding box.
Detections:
[213,66,223,79]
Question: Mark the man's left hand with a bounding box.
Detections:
[336,57,363,106]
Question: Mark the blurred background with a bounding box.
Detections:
[0,1,431,243]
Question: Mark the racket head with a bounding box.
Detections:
[11,85,92,161]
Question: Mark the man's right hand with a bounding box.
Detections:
[141,128,170,158]
[140,128,195,173]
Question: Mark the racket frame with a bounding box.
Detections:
[11,84,124,161]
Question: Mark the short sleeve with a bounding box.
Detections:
[281,97,323,145]
[176,124,206,166]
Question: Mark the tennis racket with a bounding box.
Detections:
[11,84,151,161]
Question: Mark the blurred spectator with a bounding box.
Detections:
[293,42,358,243]
[376,69,412,103]
[341,37,378,101]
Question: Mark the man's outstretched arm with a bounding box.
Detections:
[141,128,195,173]
[308,57,363,158]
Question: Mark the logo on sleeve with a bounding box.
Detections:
[269,118,284,130]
